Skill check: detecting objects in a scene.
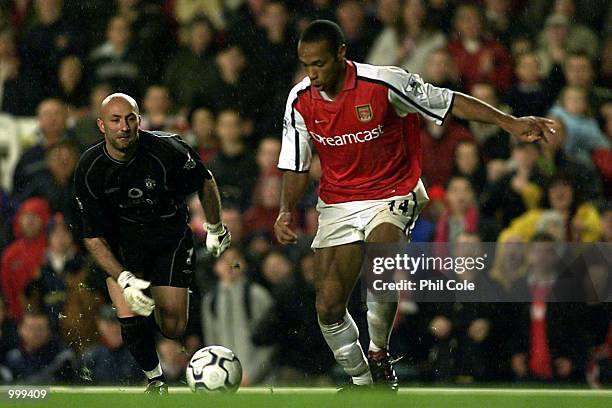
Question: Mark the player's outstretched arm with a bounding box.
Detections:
[275,171,309,245]
[199,175,222,225]
[84,237,126,280]
[198,175,231,257]
[451,92,556,143]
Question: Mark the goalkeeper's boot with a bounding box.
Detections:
[145,380,169,396]
[368,349,401,392]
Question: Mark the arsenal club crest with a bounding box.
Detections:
[355,104,373,122]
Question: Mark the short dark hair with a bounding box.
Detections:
[187,105,214,126]
[299,19,345,54]
[546,172,574,191]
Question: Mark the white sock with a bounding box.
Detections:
[144,363,163,380]
[367,298,398,352]
[352,370,373,385]
[319,311,373,384]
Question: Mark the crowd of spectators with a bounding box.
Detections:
[0,0,611,387]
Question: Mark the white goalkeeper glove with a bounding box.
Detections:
[204,222,231,257]
[117,271,155,316]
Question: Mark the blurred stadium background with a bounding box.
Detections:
[0,0,611,397]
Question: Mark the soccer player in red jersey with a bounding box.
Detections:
[274,20,554,391]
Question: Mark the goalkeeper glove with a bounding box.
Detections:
[117,271,155,316]
[204,222,231,257]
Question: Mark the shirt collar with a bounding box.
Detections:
[311,60,357,100]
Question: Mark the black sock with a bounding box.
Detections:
[118,315,165,381]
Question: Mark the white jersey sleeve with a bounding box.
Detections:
[356,63,455,125]
[278,78,312,172]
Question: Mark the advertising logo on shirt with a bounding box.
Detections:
[309,124,384,147]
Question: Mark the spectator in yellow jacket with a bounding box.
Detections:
[501,173,601,242]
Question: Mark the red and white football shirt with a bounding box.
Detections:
[278,61,454,204]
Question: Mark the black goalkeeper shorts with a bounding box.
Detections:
[117,228,195,288]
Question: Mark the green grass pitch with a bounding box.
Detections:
[1,386,611,408]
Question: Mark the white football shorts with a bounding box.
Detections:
[311,179,429,249]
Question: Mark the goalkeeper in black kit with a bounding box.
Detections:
[74,93,231,394]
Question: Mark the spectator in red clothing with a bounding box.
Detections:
[0,198,51,321]
[434,176,479,243]
[244,138,293,241]
[244,174,283,240]
[447,4,513,93]
[420,117,474,188]
[25,213,103,353]
[507,232,587,382]
[580,205,611,377]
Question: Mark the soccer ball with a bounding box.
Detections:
[186,345,242,393]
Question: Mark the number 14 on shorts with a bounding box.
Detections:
[388,199,411,216]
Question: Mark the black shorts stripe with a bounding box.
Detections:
[443,92,456,123]
[168,228,188,285]
[404,190,419,236]
[289,85,311,172]
[408,190,418,234]
[291,102,299,172]
[356,75,445,122]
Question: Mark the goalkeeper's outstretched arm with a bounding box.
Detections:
[198,174,231,257]
[84,236,124,280]
[198,175,222,225]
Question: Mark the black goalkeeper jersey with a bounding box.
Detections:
[74,130,211,247]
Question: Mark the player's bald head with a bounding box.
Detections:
[100,92,140,115]
[97,92,141,156]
